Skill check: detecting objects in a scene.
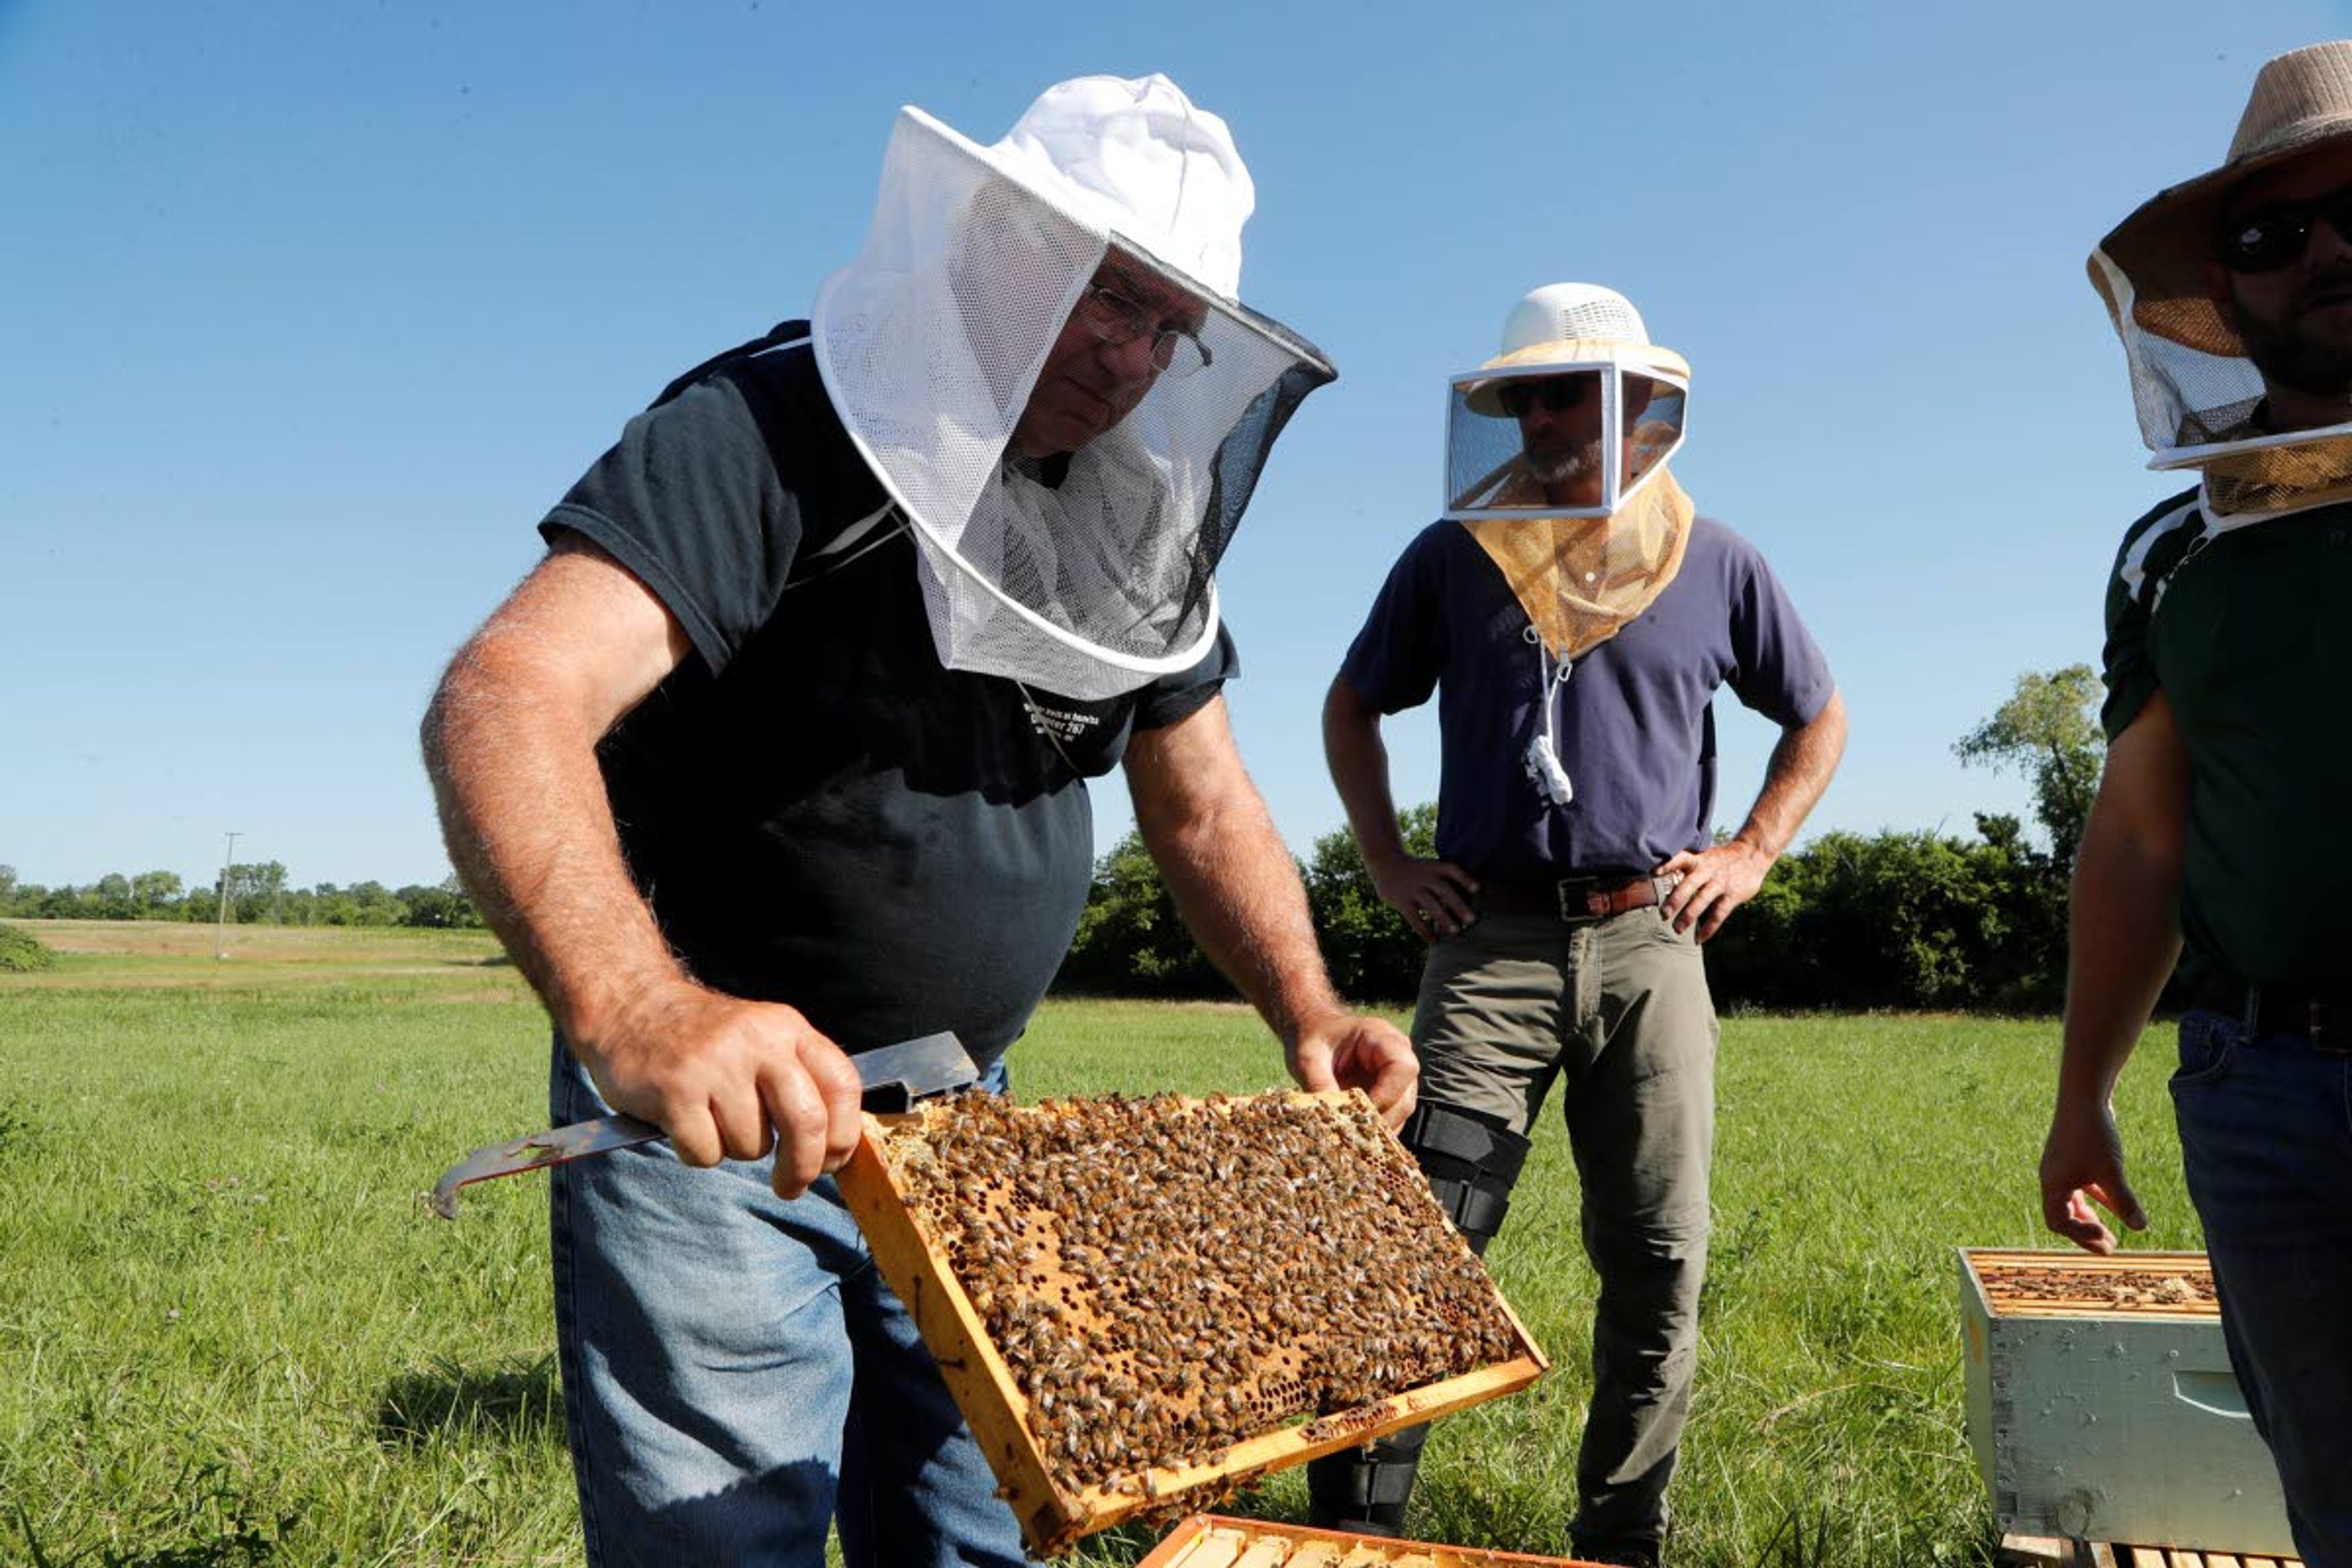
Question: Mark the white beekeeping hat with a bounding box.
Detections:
[1444,283,1695,663]
[812,75,1336,699]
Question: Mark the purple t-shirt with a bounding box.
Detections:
[1338,516,1832,878]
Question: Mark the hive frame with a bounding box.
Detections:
[837,1091,1550,1557]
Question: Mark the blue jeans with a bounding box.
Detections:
[547,1040,1031,1567]
[2171,1008,2352,1568]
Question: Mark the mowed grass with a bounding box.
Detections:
[0,922,2205,1567]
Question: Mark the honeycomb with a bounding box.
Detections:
[1973,1253,2220,1316]
[869,1090,1529,1525]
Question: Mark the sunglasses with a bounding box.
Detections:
[2215,183,2352,274]
[1496,375,1596,418]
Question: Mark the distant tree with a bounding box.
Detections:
[1967,811,2069,1008]
[34,884,90,919]
[1302,802,1439,1003]
[131,870,183,916]
[1056,831,1230,997]
[0,864,15,910]
[1702,819,2069,1012]
[338,881,404,927]
[1954,665,2104,870]
[396,878,481,929]
[93,872,134,918]
[221,861,288,924]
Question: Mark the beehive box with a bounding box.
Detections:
[1958,1248,2291,1556]
[1136,1513,1606,1566]
[838,1090,1549,1557]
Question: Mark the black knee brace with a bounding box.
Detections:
[1306,1420,1428,1536]
[1305,1101,1531,1534]
[1399,1097,1531,1258]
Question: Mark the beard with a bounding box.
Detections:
[2234,267,2352,397]
[1525,437,1601,486]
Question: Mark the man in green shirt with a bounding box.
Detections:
[2044,41,2352,1566]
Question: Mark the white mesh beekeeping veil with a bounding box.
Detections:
[812,74,1336,699]
[2089,42,2352,518]
[1443,285,1695,663]
[2090,249,2352,518]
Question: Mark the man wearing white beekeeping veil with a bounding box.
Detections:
[1319,284,1845,1566]
[2045,40,2352,1564]
[421,74,1415,1566]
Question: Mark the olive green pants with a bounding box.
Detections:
[1415,905,1717,1554]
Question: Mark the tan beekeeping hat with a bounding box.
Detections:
[2095,40,2352,356]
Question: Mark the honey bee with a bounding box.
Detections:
[876,1089,1524,1500]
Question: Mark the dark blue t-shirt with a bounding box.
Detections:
[538,336,1234,1068]
[1338,516,1830,878]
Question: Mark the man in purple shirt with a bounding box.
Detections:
[1314,284,1846,1567]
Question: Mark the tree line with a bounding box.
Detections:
[1060,666,2120,1014]
[9,668,2116,1013]
[0,862,483,930]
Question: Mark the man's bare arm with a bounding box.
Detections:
[423,540,688,1040]
[1322,677,1479,939]
[421,537,861,1194]
[1659,687,1848,938]
[2040,691,2189,1253]
[1126,695,1417,1126]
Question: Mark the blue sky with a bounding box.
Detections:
[4,1,2345,890]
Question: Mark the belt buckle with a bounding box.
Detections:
[2313,1001,2348,1055]
[1553,876,1602,923]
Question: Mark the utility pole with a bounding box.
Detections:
[214,831,241,961]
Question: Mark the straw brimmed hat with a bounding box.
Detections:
[1461,283,1683,417]
[2096,40,2352,356]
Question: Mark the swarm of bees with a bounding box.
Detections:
[872,1090,1526,1510]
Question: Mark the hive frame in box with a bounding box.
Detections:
[1958,1248,2292,1558]
[837,1091,1550,1558]
[1137,1512,1608,1566]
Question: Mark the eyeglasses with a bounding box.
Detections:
[1074,282,1213,377]
[2215,184,2352,274]
[1497,375,1595,418]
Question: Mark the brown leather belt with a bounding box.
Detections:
[2196,979,2351,1053]
[1477,871,1681,922]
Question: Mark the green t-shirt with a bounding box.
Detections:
[2103,488,2352,987]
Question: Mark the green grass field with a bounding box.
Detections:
[0,921,2204,1567]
